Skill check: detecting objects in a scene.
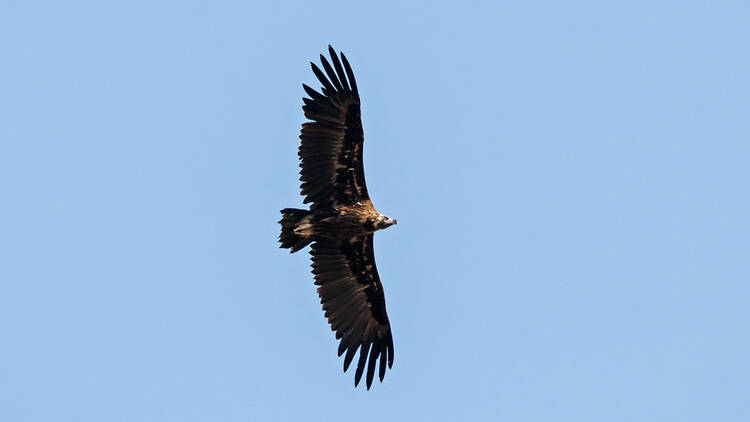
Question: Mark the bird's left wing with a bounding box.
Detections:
[310,235,394,389]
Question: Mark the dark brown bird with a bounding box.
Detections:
[278,46,397,389]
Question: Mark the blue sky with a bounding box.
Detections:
[2,1,749,421]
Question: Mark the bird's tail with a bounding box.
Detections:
[278,208,313,253]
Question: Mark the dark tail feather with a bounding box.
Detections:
[278,208,313,253]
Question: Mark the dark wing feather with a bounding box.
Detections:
[298,46,369,211]
[311,236,394,389]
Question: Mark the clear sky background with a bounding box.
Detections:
[2,1,749,421]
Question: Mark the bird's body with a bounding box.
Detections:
[278,46,397,389]
[282,200,394,243]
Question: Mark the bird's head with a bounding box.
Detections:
[375,214,398,230]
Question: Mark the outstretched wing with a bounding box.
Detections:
[310,236,394,389]
[299,46,369,211]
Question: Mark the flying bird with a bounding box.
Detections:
[279,46,397,389]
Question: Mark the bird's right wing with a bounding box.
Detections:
[298,46,370,212]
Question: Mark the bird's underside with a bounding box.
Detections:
[278,46,397,389]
